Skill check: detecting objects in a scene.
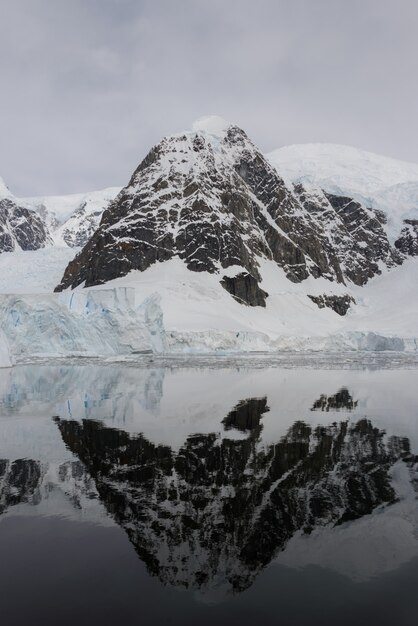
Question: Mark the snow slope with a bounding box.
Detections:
[0,247,78,294]
[267,143,418,201]
[267,143,418,242]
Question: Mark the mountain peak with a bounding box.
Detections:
[191,115,232,136]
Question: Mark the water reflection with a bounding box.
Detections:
[222,397,269,433]
[50,411,414,595]
[311,387,358,411]
[1,364,418,605]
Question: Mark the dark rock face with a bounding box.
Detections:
[221,272,268,306]
[308,293,356,316]
[55,408,412,595]
[323,193,401,284]
[55,123,404,304]
[395,219,418,256]
[0,198,51,253]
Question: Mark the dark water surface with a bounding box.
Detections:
[0,362,417,626]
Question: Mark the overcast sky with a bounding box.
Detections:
[1,0,418,196]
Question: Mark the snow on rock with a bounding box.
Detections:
[20,187,121,247]
[55,122,401,298]
[1,127,418,361]
[267,143,418,243]
[0,197,52,253]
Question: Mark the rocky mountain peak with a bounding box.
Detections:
[55,121,406,306]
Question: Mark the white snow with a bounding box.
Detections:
[0,247,79,294]
[81,256,418,353]
[19,186,121,246]
[191,115,231,136]
[20,186,121,227]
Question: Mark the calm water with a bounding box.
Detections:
[1,361,418,626]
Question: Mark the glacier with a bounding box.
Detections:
[0,330,12,368]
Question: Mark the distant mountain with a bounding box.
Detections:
[21,187,121,247]
[267,143,418,243]
[0,196,51,253]
[0,179,120,253]
[55,117,408,307]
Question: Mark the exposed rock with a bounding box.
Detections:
[395,219,418,256]
[0,198,51,253]
[308,293,356,316]
[220,272,268,307]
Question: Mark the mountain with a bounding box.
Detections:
[21,187,121,247]
[1,119,418,361]
[55,117,404,306]
[0,177,120,254]
[267,143,418,243]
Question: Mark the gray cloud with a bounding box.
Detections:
[1,0,417,195]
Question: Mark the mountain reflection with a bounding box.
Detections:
[222,396,269,433]
[311,387,358,411]
[51,401,413,595]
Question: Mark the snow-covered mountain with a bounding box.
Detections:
[21,187,121,247]
[55,117,405,301]
[0,176,120,253]
[1,118,418,363]
[267,143,418,243]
